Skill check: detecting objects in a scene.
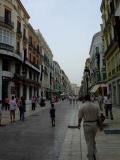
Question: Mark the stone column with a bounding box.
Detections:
[26,85,29,100]
[0,59,2,100]
[8,62,15,98]
[20,84,23,97]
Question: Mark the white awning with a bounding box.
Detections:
[90,84,107,93]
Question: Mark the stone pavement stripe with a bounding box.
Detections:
[58,103,88,160]
[58,104,81,160]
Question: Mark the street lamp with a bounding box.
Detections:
[84,67,90,95]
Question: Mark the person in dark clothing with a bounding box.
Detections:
[50,103,55,127]
[19,97,26,121]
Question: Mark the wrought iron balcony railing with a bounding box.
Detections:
[0,16,14,29]
[0,43,14,52]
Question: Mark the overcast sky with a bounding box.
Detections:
[21,0,102,85]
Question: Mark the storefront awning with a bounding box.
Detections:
[90,84,107,93]
[90,85,99,93]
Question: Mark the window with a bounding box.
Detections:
[2,59,9,71]
[17,20,21,33]
[96,47,99,54]
[16,41,20,53]
[0,28,13,45]
[33,57,35,64]
[5,8,11,25]
[23,28,26,39]
[29,36,32,45]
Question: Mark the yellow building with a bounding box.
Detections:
[101,0,120,106]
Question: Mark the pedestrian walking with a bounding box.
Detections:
[91,94,95,102]
[19,96,26,121]
[97,94,103,110]
[78,95,103,160]
[50,103,56,127]
[9,96,16,123]
[104,95,113,120]
[4,97,9,110]
[32,96,36,110]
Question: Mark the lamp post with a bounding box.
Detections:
[84,67,90,95]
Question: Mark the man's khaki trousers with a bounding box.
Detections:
[83,122,98,160]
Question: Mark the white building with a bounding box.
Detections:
[89,31,107,95]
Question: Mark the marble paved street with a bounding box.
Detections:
[0,101,82,160]
[0,101,120,160]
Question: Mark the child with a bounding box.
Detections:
[50,103,55,127]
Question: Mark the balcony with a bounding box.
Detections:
[0,43,14,52]
[0,16,14,30]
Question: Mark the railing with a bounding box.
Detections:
[0,16,14,29]
[0,43,14,52]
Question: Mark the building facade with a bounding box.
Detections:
[0,0,72,108]
[89,31,107,96]
[101,0,120,106]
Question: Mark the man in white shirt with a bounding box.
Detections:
[78,95,102,160]
[9,96,16,123]
[105,95,113,120]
